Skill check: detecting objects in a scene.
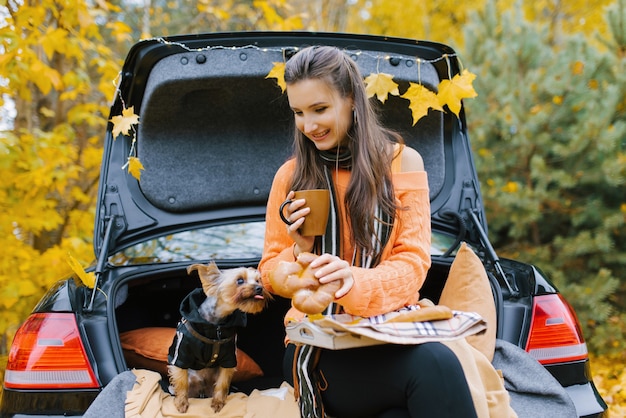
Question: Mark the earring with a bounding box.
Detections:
[352,108,358,126]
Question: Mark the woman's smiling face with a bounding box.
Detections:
[287,78,354,151]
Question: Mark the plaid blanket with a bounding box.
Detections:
[289,305,487,348]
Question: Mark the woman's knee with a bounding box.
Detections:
[405,343,467,381]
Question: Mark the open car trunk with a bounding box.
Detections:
[104,33,481,390]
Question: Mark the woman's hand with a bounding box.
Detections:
[310,253,354,299]
[282,191,315,256]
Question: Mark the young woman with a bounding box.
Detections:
[259,45,478,418]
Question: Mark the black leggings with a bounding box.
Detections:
[283,342,478,418]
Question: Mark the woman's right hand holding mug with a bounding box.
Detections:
[280,191,315,257]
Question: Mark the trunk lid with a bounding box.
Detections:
[95,31,485,260]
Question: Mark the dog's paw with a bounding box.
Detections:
[174,395,189,413]
[211,396,226,413]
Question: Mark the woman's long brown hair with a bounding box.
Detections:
[284,46,402,256]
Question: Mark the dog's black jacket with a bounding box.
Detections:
[168,288,246,370]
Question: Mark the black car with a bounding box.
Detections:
[1,31,607,417]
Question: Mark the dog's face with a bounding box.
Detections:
[187,263,270,320]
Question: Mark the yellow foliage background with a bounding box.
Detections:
[0,0,623,415]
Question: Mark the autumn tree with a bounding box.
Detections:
[462,0,626,355]
[344,0,490,47]
[109,0,351,41]
[344,0,613,51]
[0,0,130,354]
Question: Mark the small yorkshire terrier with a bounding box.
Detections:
[167,262,269,413]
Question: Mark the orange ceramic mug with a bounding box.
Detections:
[279,189,330,236]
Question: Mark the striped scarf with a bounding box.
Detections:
[294,151,393,418]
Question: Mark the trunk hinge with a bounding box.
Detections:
[466,209,519,298]
[84,186,127,311]
[84,215,115,311]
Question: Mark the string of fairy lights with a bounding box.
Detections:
[149,37,462,73]
[112,37,469,179]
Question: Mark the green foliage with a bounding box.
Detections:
[602,0,626,52]
[463,0,626,355]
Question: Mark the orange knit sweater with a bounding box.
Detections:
[259,158,431,322]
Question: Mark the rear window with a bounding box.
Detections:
[109,222,267,265]
[109,222,459,265]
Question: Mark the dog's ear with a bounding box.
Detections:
[187,262,221,294]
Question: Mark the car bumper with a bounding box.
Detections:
[0,388,98,418]
[566,382,608,418]
[4,416,82,418]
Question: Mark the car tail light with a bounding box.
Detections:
[526,293,588,365]
[4,313,99,389]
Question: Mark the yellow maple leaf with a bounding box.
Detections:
[110,106,140,138]
[67,253,96,289]
[401,83,443,125]
[128,156,145,181]
[41,28,68,60]
[31,60,63,94]
[266,62,286,92]
[437,69,478,116]
[364,72,399,103]
[106,21,133,44]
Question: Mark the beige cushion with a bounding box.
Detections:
[439,242,497,361]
